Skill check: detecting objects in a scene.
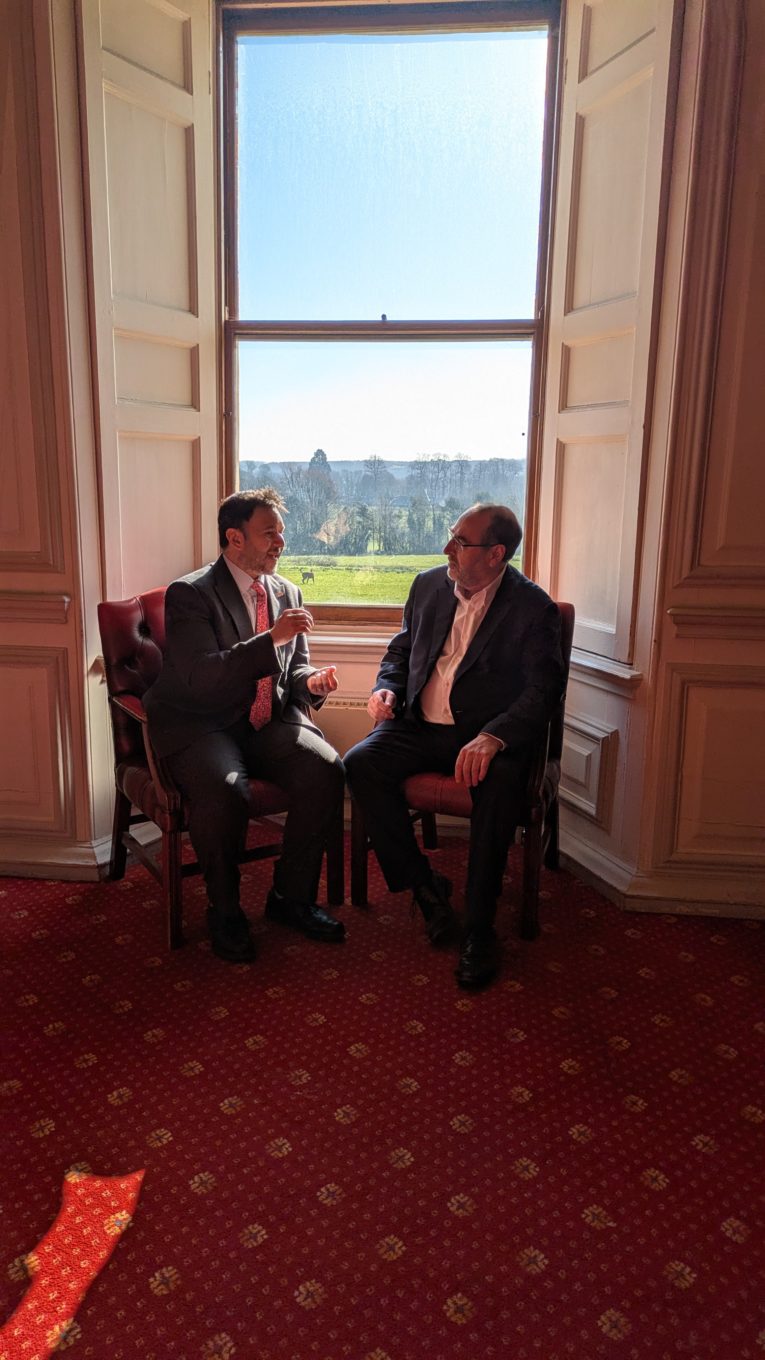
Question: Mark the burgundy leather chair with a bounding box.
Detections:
[97,587,344,949]
[350,602,575,941]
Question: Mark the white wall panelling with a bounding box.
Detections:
[79,0,218,601]
[0,647,73,836]
[560,712,619,828]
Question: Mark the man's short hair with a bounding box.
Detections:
[218,487,286,549]
[467,503,523,562]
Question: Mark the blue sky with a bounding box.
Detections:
[236,28,547,460]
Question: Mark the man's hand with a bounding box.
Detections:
[368,688,397,723]
[270,608,314,646]
[454,732,503,787]
[307,665,339,697]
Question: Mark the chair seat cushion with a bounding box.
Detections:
[404,760,562,821]
[117,763,176,830]
[403,773,472,818]
[116,762,290,833]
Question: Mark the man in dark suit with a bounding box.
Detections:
[344,504,564,989]
[144,488,345,963]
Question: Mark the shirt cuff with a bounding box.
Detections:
[483,732,505,751]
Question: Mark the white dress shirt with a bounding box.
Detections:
[419,570,505,726]
[223,556,265,633]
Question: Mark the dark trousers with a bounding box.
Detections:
[166,715,344,920]
[344,717,529,932]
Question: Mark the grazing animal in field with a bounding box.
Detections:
[301,569,315,585]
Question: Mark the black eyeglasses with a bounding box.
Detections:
[448,529,498,550]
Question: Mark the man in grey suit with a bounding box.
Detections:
[144,488,345,963]
[344,504,564,989]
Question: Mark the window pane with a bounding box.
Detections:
[236,30,547,320]
[237,340,530,605]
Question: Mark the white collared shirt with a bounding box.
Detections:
[419,570,505,725]
[223,555,264,633]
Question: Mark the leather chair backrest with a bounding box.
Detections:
[97,588,167,764]
[549,602,575,764]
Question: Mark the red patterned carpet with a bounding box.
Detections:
[2,836,764,1360]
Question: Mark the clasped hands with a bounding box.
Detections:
[368,689,502,786]
[269,607,339,698]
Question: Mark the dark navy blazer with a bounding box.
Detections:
[145,555,322,759]
[375,565,564,750]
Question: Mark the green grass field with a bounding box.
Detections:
[278,553,521,605]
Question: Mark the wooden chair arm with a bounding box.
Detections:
[111,694,147,724]
[524,723,552,810]
[110,694,182,814]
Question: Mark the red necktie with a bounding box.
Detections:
[249,580,273,730]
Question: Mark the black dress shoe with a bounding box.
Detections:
[206,907,257,964]
[265,890,345,942]
[413,872,456,946]
[455,929,500,988]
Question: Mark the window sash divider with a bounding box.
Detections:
[228,319,538,341]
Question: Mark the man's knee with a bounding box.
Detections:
[318,751,345,804]
[343,735,382,792]
[208,772,252,826]
[286,734,345,806]
[472,752,528,821]
[343,738,365,783]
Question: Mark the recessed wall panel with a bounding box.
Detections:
[0,359,41,551]
[583,0,657,77]
[0,135,40,551]
[0,650,70,832]
[115,334,196,407]
[698,170,765,570]
[0,10,63,569]
[118,435,196,594]
[562,332,634,409]
[560,712,619,828]
[555,440,626,633]
[677,683,765,858]
[104,94,191,310]
[100,0,189,89]
[571,79,652,309]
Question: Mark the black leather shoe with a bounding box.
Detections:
[206,907,257,964]
[413,872,456,947]
[455,930,500,988]
[265,890,345,942]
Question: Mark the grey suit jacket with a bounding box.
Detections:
[145,555,322,758]
[375,565,564,750]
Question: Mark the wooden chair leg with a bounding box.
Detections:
[520,817,542,941]
[420,811,439,850]
[109,789,132,880]
[543,798,560,870]
[350,798,369,908]
[162,829,185,949]
[325,801,345,906]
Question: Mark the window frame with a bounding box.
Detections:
[219,0,561,624]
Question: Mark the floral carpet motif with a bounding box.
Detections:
[1,836,764,1358]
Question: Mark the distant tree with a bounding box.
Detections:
[335,503,374,555]
[309,448,330,471]
[448,453,470,502]
[408,457,429,493]
[406,496,429,553]
[315,507,349,549]
[378,495,405,553]
[239,460,274,490]
[305,462,337,542]
[336,467,363,501]
[279,466,315,549]
[363,454,386,489]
